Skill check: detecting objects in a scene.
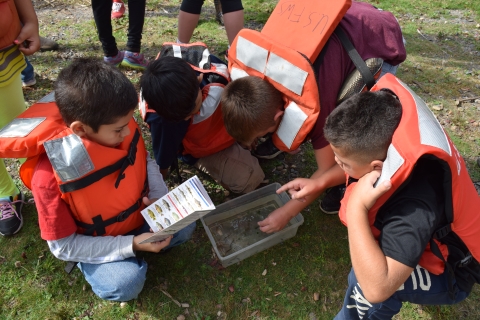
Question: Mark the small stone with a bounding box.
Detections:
[176,315,185,320]
[262,269,267,276]
[313,292,320,301]
[120,302,127,308]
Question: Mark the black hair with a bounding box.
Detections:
[140,56,199,122]
[324,89,402,163]
[54,58,138,132]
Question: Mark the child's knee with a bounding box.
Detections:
[82,258,148,301]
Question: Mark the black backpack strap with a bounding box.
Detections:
[429,238,459,300]
[74,177,149,236]
[334,27,376,90]
[59,129,141,193]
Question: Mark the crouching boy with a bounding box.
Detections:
[282,74,480,318]
[0,59,195,301]
[139,43,264,194]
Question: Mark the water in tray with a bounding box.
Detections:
[209,194,291,257]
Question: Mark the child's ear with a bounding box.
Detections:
[273,109,284,122]
[371,160,384,171]
[70,121,88,137]
[197,73,204,84]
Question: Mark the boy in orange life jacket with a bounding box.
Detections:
[319,89,476,318]
[30,59,195,301]
[140,55,264,194]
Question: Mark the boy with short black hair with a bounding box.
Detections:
[4,58,195,301]
[140,52,264,194]
[282,75,480,318]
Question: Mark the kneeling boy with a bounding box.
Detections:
[285,74,480,318]
[9,59,194,301]
[140,45,264,194]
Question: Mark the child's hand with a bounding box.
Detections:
[350,171,391,212]
[143,197,159,207]
[132,233,172,253]
[258,206,292,233]
[277,178,319,202]
[14,23,40,55]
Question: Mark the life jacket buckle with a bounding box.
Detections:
[459,253,472,267]
[117,210,128,222]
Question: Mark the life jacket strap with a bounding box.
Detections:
[74,177,149,236]
[59,129,141,193]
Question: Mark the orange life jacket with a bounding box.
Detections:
[139,42,235,158]
[0,95,147,236]
[0,0,21,50]
[227,0,351,152]
[339,74,480,276]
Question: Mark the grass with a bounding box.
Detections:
[1,0,480,319]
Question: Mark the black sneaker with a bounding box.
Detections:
[319,184,346,214]
[252,138,283,159]
[0,191,24,236]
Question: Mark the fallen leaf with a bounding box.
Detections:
[250,310,259,317]
[292,243,300,247]
[177,315,185,320]
[228,285,235,293]
[274,292,282,297]
[21,252,27,260]
[301,286,307,292]
[262,269,267,276]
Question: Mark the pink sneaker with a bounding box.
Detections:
[111,0,125,19]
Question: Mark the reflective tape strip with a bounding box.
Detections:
[265,52,308,96]
[172,45,182,58]
[236,36,268,74]
[375,144,404,188]
[199,48,210,69]
[276,101,307,149]
[230,67,249,81]
[192,85,223,124]
[38,91,55,103]
[399,80,451,155]
[44,134,94,182]
[0,117,46,138]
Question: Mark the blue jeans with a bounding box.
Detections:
[379,62,398,79]
[77,221,196,301]
[335,266,469,319]
[21,57,34,83]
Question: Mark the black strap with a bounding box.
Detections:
[170,157,183,184]
[429,239,458,300]
[59,129,141,193]
[74,178,149,236]
[334,27,376,90]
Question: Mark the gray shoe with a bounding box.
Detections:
[40,36,59,51]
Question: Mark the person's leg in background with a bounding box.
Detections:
[220,0,243,44]
[0,73,27,236]
[21,57,35,87]
[91,0,123,66]
[121,0,149,70]
[177,0,204,44]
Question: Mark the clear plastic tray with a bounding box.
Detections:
[201,183,304,267]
